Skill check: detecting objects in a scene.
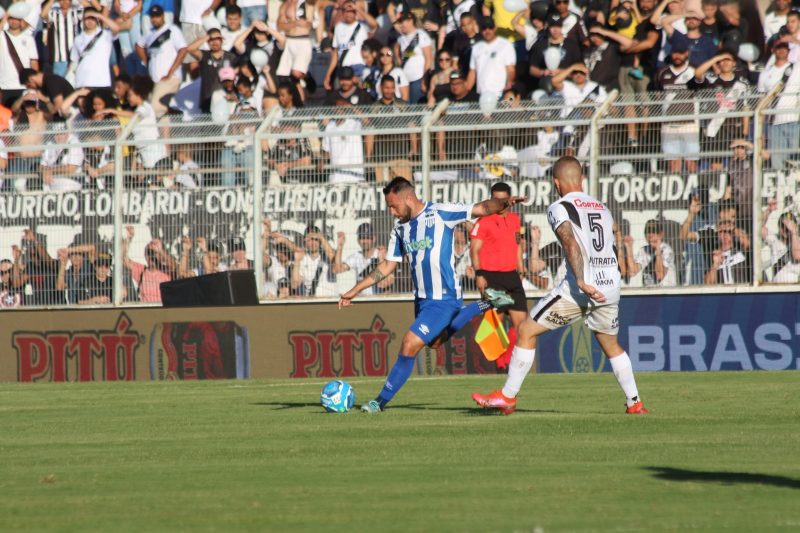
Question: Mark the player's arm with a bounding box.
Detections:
[555,222,606,302]
[338,260,399,308]
[470,196,527,218]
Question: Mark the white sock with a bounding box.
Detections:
[609,352,640,407]
[502,347,536,398]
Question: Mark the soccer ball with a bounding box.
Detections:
[320,380,355,413]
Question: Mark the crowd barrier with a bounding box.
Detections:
[0,85,798,308]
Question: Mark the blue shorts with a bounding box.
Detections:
[410,298,462,345]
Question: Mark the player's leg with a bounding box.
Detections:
[473,293,578,413]
[362,299,460,413]
[588,305,648,415]
[426,289,514,348]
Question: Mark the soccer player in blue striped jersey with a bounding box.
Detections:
[339,177,526,413]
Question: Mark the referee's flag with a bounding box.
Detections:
[474,309,510,361]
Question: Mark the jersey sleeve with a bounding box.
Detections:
[546,202,570,234]
[386,228,404,263]
[435,203,473,228]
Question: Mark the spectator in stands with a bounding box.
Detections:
[276,0,315,97]
[613,220,633,286]
[699,0,721,44]
[679,189,715,285]
[217,4,246,51]
[584,26,622,91]
[359,39,382,98]
[321,99,366,182]
[511,4,546,55]
[187,28,238,113]
[762,206,800,283]
[56,240,96,305]
[528,239,564,291]
[292,225,338,297]
[660,8,717,67]
[0,3,39,107]
[467,17,516,103]
[262,219,302,297]
[122,225,176,302]
[759,39,792,94]
[324,66,374,106]
[69,9,120,90]
[704,218,749,285]
[113,74,134,110]
[552,62,607,157]
[42,0,84,78]
[446,12,481,78]
[82,132,115,189]
[653,40,698,173]
[723,139,754,215]
[220,77,260,187]
[438,0,480,51]
[394,12,433,104]
[15,229,65,306]
[77,251,115,304]
[333,222,394,294]
[550,0,588,47]
[210,65,239,121]
[426,48,456,104]
[0,258,22,308]
[764,0,792,41]
[368,75,416,182]
[20,68,73,113]
[691,51,751,170]
[40,121,85,191]
[266,124,315,182]
[528,18,582,91]
[227,237,253,271]
[623,219,677,287]
[135,5,188,118]
[454,223,474,292]
[323,0,376,89]
[10,92,52,191]
[763,50,800,171]
[182,236,228,276]
[434,70,478,160]
[375,45,410,102]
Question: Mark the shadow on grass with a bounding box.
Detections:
[252,402,322,410]
[394,404,563,415]
[646,467,800,490]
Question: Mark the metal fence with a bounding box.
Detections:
[0,87,797,309]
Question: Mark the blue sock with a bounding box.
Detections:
[377,354,416,408]
[444,301,491,338]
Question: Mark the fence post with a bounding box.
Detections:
[589,90,619,199]
[421,99,450,201]
[752,82,783,287]
[112,116,140,306]
[252,107,283,300]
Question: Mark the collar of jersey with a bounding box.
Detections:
[410,202,429,221]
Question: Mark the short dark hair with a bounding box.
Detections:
[19,68,36,85]
[129,75,154,100]
[383,176,414,195]
[114,72,131,85]
[491,182,511,194]
[226,4,242,16]
[380,75,396,86]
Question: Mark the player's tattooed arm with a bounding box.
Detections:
[369,269,385,283]
[556,223,585,282]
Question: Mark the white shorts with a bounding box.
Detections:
[276,36,312,77]
[662,124,700,161]
[530,292,619,335]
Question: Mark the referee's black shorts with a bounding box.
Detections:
[482,270,528,312]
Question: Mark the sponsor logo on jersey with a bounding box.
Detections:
[574,199,606,210]
[404,237,433,252]
[590,257,617,267]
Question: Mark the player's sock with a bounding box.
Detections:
[609,352,640,407]
[501,346,536,398]
[445,301,491,336]
[376,354,416,409]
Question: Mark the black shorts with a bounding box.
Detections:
[482,270,528,312]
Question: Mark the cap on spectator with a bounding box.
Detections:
[51,121,67,132]
[218,66,236,81]
[96,252,112,267]
[670,40,689,53]
[357,222,374,239]
[337,66,355,79]
[147,5,164,16]
[8,2,31,19]
[229,237,247,251]
[547,16,563,27]
[479,17,496,30]
[304,225,322,236]
[449,70,466,81]
[644,219,663,234]
[730,138,753,150]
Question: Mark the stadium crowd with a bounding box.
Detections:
[0,0,799,307]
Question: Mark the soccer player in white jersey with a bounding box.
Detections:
[473,156,649,415]
[339,177,524,413]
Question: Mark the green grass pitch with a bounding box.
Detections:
[1,372,798,532]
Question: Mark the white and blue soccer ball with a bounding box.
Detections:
[320,380,355,413]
